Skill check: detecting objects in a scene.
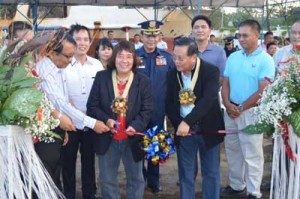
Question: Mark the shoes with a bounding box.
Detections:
[148,185,162,194]
[220,186,246,197]
[247,194,261,199]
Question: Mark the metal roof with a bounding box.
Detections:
[0,0,265,8]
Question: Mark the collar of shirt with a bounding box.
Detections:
[242,46,263,56]
[70,55,96,67]
[139,46,164,57]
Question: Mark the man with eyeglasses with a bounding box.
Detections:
[136,20,176,194]
[62,24,106,199]
[166,37,225,199]
[221,19,275,199]
[36,29,109,193]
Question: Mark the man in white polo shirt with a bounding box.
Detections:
[62,24,106,199]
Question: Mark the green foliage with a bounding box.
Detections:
[289,109,300,137]
[0,52,42,125]
[242,123,274,137]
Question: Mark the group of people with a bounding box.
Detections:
[2,14,300,199]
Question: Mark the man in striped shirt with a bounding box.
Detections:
[35,30,109,190]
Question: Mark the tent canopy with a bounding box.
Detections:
[0,0,265,8]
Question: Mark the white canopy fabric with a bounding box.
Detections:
[0,0,265,8]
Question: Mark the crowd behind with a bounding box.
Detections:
[1,15,300,199]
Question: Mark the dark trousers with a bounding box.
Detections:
[34,128,64,190]
[61,129,96,199]
[143,161,160,189]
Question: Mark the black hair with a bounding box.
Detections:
[267,42,277,50]
[264,31,273,39]
[95,37,113,59]
[239,19,261,33]
[8,21,32,40]
[45,29,77,54]
[68,23,91,41]
[107,40,139,72]
[191,15,212,29]
[174,37,198,56]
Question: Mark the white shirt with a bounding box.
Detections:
[157,40,168,50]
[134,42,143,50]
[65,56,103,114]
[180,72,193,118]
[36,56,99,130]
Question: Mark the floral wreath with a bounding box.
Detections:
[111,97,128,117]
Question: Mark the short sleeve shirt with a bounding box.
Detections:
[224,47,275,104]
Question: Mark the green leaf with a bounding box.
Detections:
[19,53,32,70]
[0,109,17,123]
[241,123,274,136]
[12,77,37,88]
[11,66,28,83]
[288,109,300,137]
[3,88,43,117]
[47,130,63,140]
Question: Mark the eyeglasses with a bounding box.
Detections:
[236,33,250,39]
[60,52,74,60]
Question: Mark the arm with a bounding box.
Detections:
[51,109,76,131]
[241,80,270,111]
[221,77,240,118]
[38,68,96,130]
[241,56,275,111]
[218,48,227,85]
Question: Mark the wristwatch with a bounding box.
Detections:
[238,104,244,112]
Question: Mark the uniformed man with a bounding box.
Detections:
[136,20,176,194]
[223,36,236,58]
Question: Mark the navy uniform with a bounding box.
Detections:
[136,20,176,193]
[223,36,236,58]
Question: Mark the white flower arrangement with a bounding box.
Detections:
[18,94,60,143]
[243,54,300,136]
[0,49,60,143]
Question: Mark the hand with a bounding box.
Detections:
[106,119,117,134]
[225,103,240,119]
[93,120,110,134]
[59,115,76,132]
[176,121,191,136]
[63,132,69,146]
[126,126,136,136]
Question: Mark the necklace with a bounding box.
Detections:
[116,75,129,85]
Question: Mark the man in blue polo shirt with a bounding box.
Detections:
[221,19,275,199]
[191,15,227,82]
[136,20,176,194]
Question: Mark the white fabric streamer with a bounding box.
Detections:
[271,125,300,199]
[0,125,65,199]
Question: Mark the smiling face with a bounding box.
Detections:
[73,29,90,56]
[192,19,211,42]
[141,34,159,53]
[115,50,134,75]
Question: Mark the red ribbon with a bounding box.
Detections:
[281,121,295,162]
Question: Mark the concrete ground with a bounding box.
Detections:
[75,136,273,199]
